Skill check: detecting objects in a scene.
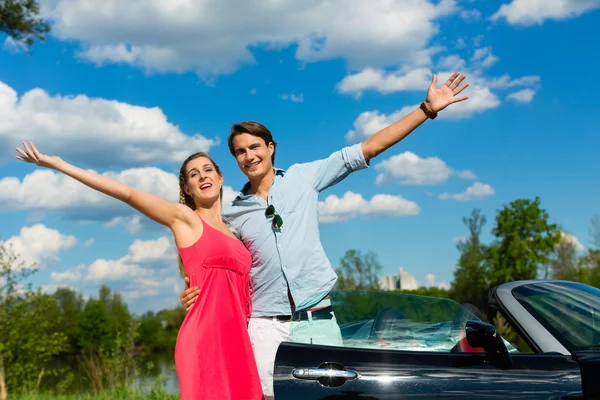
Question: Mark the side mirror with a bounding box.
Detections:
[466,320,512,369]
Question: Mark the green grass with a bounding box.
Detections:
[10,385,178,400]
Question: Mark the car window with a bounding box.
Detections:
[512,282,600,352]
[289,290,517,353]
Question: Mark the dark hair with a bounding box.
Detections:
[227,121,277,165]
[177,152,223,278]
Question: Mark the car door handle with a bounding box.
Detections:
[292,368,358,380]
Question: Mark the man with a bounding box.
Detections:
[180,72,469,398]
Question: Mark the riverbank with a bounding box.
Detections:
[10,386,178,400]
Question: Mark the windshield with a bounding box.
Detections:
[289,290,517,353]
[512,282,600,352]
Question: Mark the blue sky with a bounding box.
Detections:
[1,0,599,314]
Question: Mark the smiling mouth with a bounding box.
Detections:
[246,161,261,169]
[200,183,212,190]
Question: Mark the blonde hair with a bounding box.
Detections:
[177,152,223,278]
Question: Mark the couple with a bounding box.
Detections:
[15,72,468,400]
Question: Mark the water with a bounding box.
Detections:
[136,353,179,393]
[42,352,179,394]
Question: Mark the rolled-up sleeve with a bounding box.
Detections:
[296,143,369,192]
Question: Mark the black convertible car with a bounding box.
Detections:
[274,280,600,399]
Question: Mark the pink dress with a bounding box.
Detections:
[175,216,263,400]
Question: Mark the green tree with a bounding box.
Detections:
[450,208,489,317]
[109,292,131,339]
[548,231,579,281]
[77,299,113,351]
[0,0,50,48]
[401,286,451,299]
[97,286,131,341]
[334,249,382,290]
[0,244,67,398]
[137,311,164,352]
[590,215,600,249]
[486,197,560,288]
[52,287,85,352]
[578,216,600,288]
[136,307,187,352]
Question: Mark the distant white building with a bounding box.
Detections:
[379,275,398,291]
[378,267,419,291]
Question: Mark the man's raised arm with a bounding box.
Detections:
[361,72,469,162]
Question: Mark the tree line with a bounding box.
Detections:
[335,197,600,321]
[0,244,185,398]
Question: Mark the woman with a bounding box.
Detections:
[15,142,263,400]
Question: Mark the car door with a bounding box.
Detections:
[274,290,583,400]
[491,280,600,399]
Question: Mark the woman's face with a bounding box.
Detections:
[184,157,223,207]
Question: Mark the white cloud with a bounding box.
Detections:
[42,0,458,77]
[40,283,82,296]
[122,289,160,300]
[470,47,499,69]
[439,85,501,119]
[491,0,600,26]
[336,68,432,97]
[346,106,415,140]
[123,236,176,264]
[452,236,468,244]
[85,258,151,282]
[455,170,477,180]
[105,215,144,234]
[345,85,500,137]
[426,273,436,287]
[376,152,452,185]
[375,152,478,185]
[0,167,238,223]
[3,37,25,54]
[507,88,536,103]
[460,9,483,21]
[82,236,181,301]
[560,231,585,252]
[485,74,541,89]
[318,191,420,224]
[280,93,304,103]
[438,54,467,71]
[51,265,85,284]
[0,224,77,268]
[122,275,179,300]
[84,238,95,247]
[439,182,496,201]
[0,80,216,168]
[425,273,449,289]
[84,236,177,282]
[222,185,239,207]
[0,167,176,216]
[340,54,540,128]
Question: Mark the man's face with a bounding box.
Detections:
[231,133,274,180]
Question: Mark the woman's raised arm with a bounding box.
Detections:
[15,141,191,229]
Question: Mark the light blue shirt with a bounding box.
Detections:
[223,143,369,317]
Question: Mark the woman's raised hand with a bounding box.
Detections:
[15,141,62,169]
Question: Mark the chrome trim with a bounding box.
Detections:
[293,368,358,380]
[495,280,570,355]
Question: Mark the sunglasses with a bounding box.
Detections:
[265,204,283,229]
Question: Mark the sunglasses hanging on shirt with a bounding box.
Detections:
[265,204,283,229]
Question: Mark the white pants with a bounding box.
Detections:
[248,313,344,399]
[248,317,291,399]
